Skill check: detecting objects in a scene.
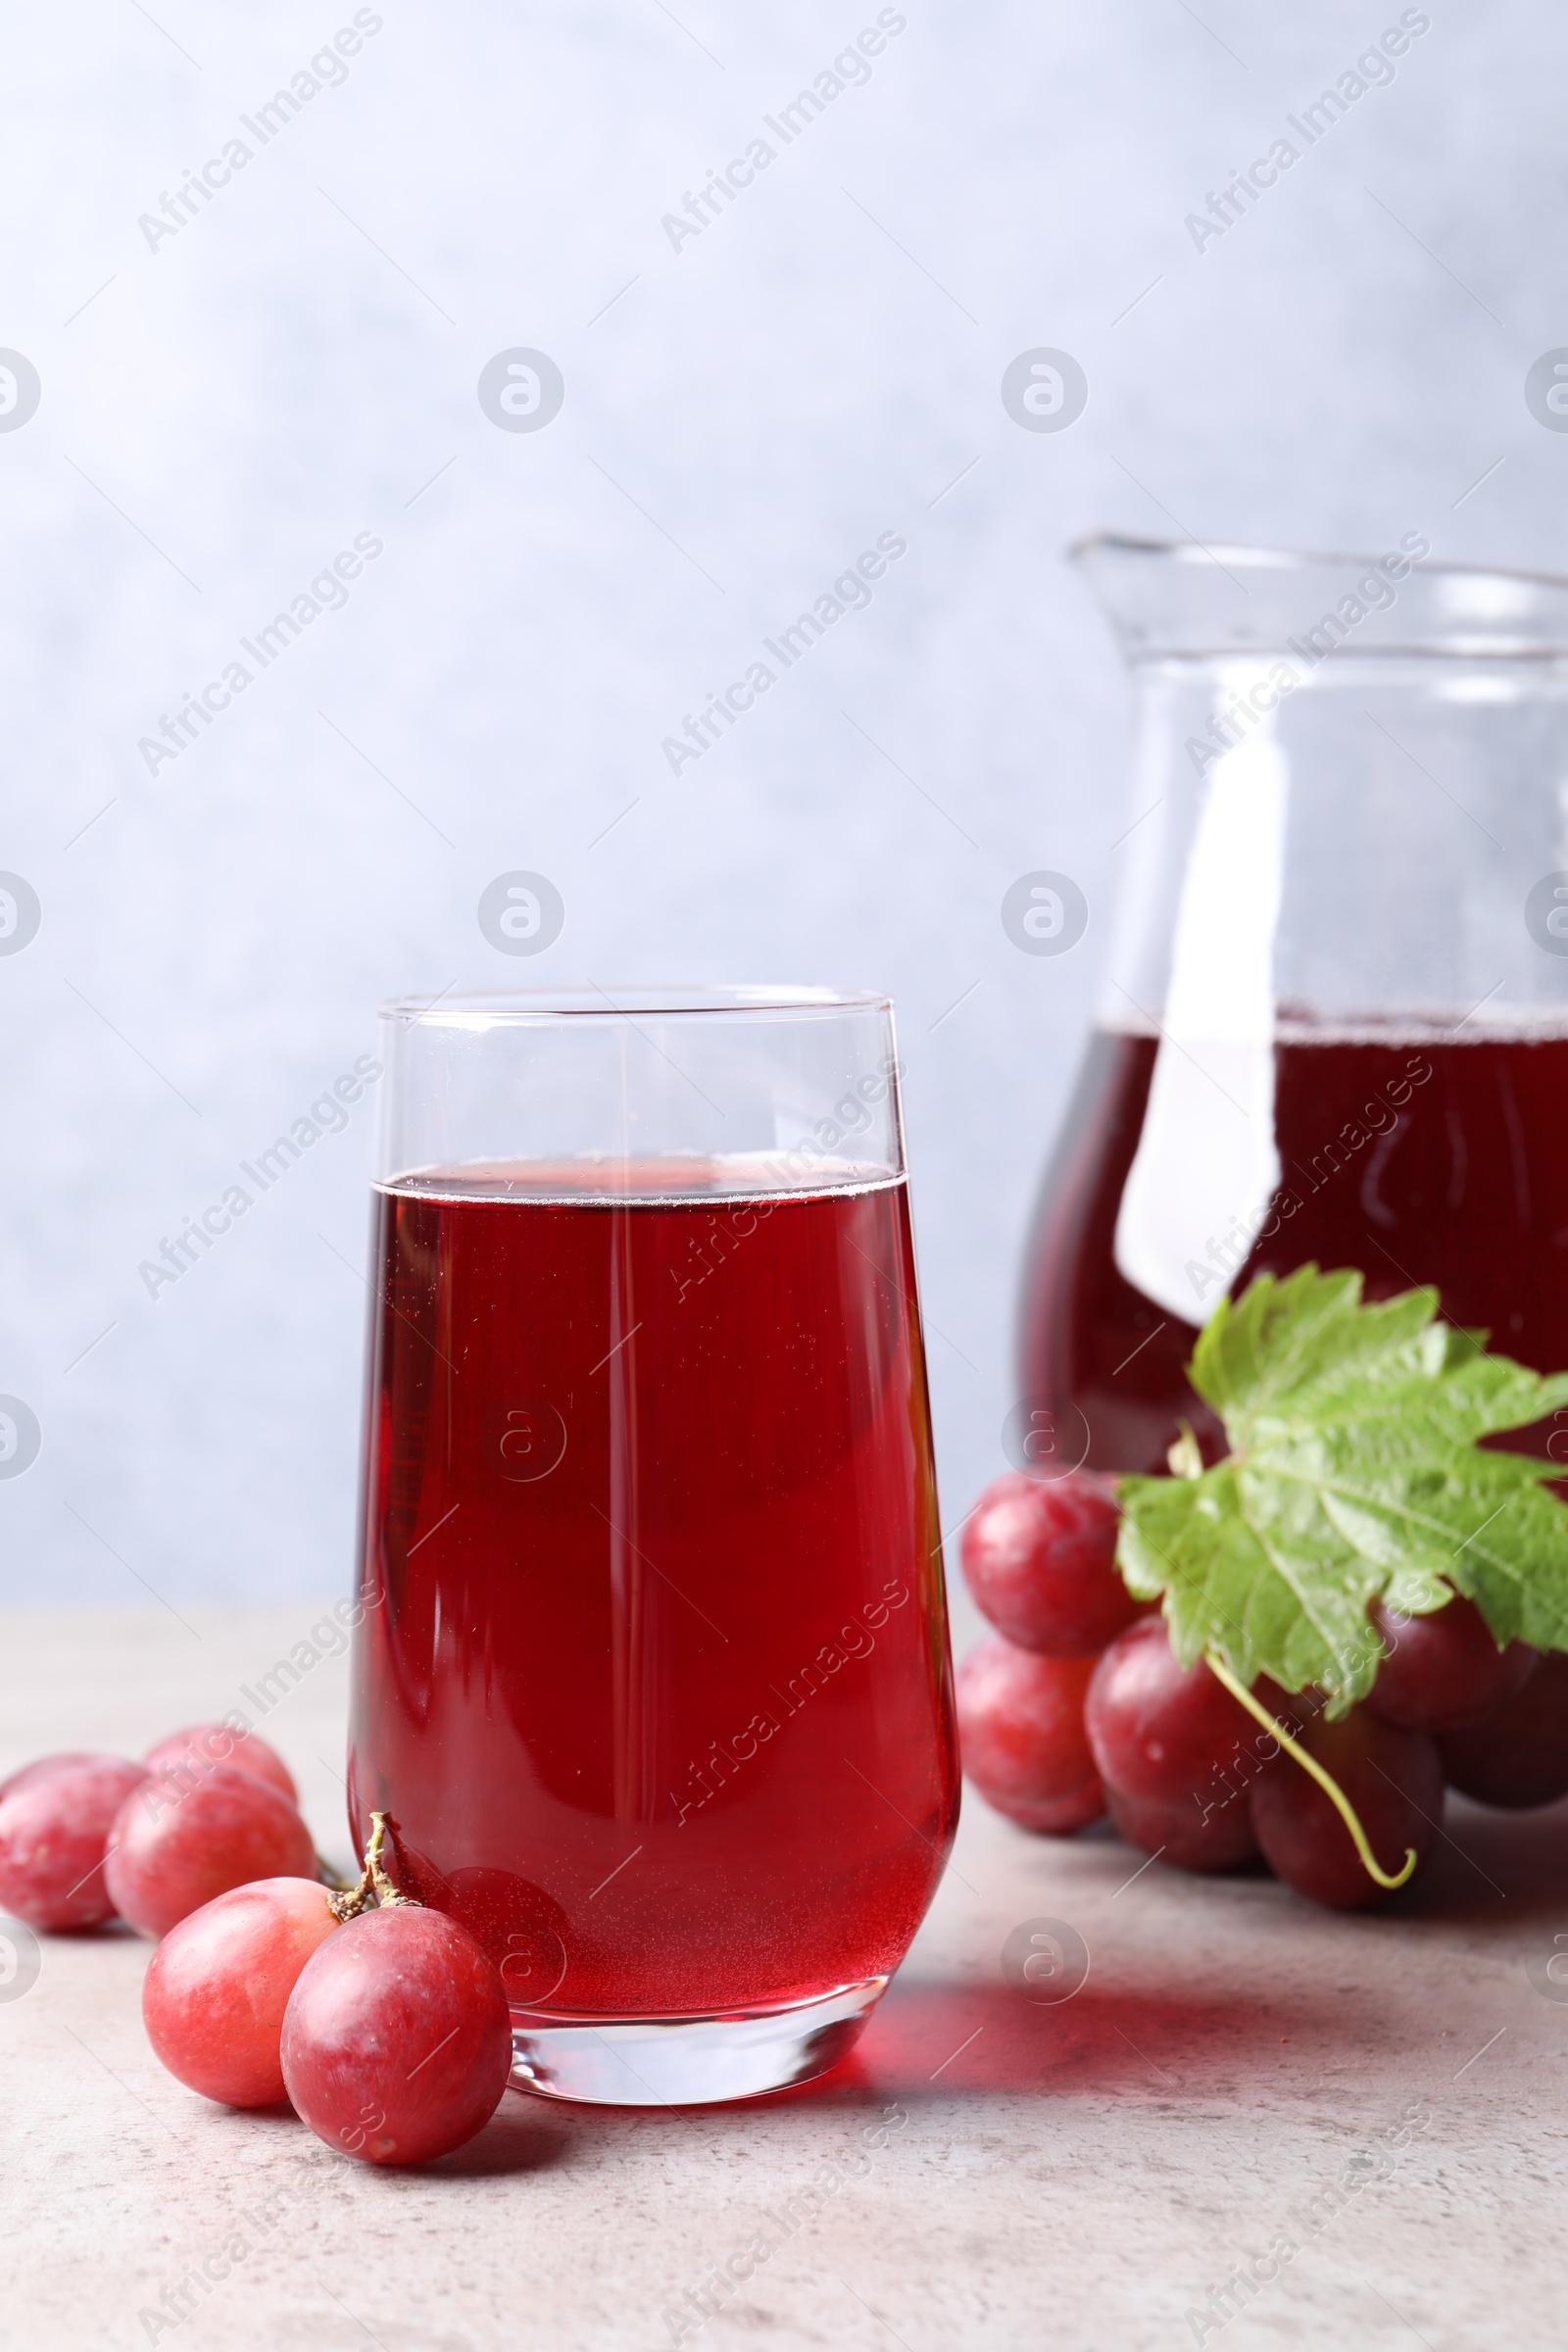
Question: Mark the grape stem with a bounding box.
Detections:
[1204,1654,1418,1891]
[327,1810,419,1921]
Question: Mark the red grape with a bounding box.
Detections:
[1104,1783,1260,1873]
[1085,1616,1269,1815]
[143,1877,341,2107]
[1364,1596,1534,1733]
[105,1764,317,1938]
[0,1755,149,1930]
[1250,1705,1444,1908]
[960,1470,1141,1656]
[956,1635,1103,1834]
[1439,1650,1568,1807]
[144,1721,297,1805]
[280,1904,513,2165]
[0,1750,128,1802]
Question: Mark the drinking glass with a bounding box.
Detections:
[348,986,958,2105]
[1020,535,1568,1474]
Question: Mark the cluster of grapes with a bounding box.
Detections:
[956,1471,1568,1908]
[0,1725,513,2164]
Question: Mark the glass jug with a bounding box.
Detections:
[1018,534,1568,1475]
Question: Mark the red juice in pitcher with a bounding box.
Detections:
[1019,1019,1568,1474]
[349,1164,958,2021]
[1041,537,1568,1486]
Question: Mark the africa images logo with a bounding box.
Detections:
[0,352,40,432]
[476,351,564,433]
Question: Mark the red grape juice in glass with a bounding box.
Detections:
[347,990,958,2106]
[1018,538,1568,1477]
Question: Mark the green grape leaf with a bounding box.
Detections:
[1114,1265,1568,1712]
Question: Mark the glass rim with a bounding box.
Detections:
[1069,532,1568,593]
[378,983,894,1026]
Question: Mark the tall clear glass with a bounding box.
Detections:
[1021,536,1568,1473]
[349,987,958,2105]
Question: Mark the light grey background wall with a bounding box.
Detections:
[0,0,1560,1606]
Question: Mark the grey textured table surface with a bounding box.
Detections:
[2,1606,1564,2352]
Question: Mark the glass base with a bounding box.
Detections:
[507,1976,887,2106]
